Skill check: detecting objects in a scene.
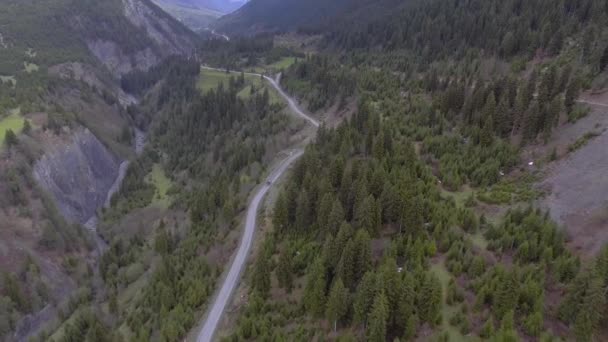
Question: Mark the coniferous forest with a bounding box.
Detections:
[2,0,608,341]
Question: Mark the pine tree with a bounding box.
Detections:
[353,229,372,283]
[22,120,31,135]
[326,278,349,332]
[295,190,311,231]
[494,270,518,319]
[367,292,389,342]
[564,78,580,111]
[304,258,327,317]
[573,273,605,342]
[353,272,377,325]
[327,199,345,233]
[277,248,294,292]
[495,97,512,138]
[337,240,356,289]
[480,115,494,146]
[4,129,17,147]
[396,273,415,336]
[331,222,353,269]
[482,92,496,125]
[418,273,442,325]
[274,191,290,232]
[252,252,271,298]
[600,45,608,72]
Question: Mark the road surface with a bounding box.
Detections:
[201,66,320,128]
[197,67,319,342]
[576,99,608,108]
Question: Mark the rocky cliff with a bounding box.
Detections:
[33,129,120,224]
[84,0,198,77]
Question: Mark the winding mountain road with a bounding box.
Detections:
[196,66,319,342]
[200,66,320,127]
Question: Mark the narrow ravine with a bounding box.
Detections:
[84,128,146,251]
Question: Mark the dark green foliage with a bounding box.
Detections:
[4,129,18,147]
[326,278,349,331]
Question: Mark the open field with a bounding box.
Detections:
[429,261,479,342]
[0,112,24,143]
[198,68,281,104]
[267,57,297,70]
[146,163,172,208]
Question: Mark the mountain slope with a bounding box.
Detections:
[0,0,197,79]
[213,0,362,35]
[0,1,198,341]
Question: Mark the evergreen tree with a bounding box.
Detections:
[274,191,290,232]
[326,278,349,332]
[276,248,294,292]
[564,78,580,111]
[494,270,518,319]
[337,240,356,289]
[353,272,377,326]
[303,258,327,317]
[4,129,17,147]
[367,292,389,342]
[418,273,442,325]
[252,252,271,298]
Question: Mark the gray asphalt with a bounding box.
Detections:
[196,66,319,342]
[200,66,320,128]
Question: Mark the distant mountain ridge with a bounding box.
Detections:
[163,0,247,13]
[213,0,382,35]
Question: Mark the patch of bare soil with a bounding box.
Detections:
[537,96,608,257]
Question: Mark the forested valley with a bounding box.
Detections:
[209,0,608,341]
[2,0,608,341]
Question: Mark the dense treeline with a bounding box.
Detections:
[225,90,608,340]
[325,0,608,71]
[83,55,301,341]
[281,55,356,111]
[199,34,301,71]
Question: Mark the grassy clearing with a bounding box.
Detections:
[441,185,473,208]
[23,61,39,73]
[430,261,480,342]
[146,164,172,208]
[477,173,542,205]
[470,231,488,250]
[268,57,297,70]
[199,68,282,105]
[0,112,24,143]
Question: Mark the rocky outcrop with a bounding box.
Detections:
[48,62,137,106]
[84,0,196,78]
[86,39,160,78]
[33,129,120,224]
[123,0,196,56]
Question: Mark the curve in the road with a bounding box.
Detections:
[197,66,319,342]
[201,66,320,128]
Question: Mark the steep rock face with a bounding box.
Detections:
[33,129,120,224]
[80,0,197,77]
[86,39,160,78]
[123,0,196,55]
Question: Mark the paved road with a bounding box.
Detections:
[201,66,320,128]
[197,66,319,342]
